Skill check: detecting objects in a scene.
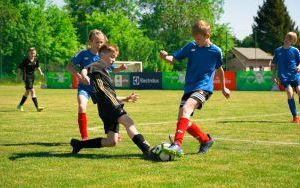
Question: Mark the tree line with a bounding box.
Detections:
[0,0,299,77]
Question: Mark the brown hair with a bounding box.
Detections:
[88,29,108,43]
[99,44,119,56]
[286,32,298,44]
[192,20,211,36]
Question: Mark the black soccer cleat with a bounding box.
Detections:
[143,149,161,161]
[70,139,82,154]
[198,134,214,155]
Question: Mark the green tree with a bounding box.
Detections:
[86,11,169,71]
[140,0,234,71]
[253,0,300,54]
[1,0,79,75]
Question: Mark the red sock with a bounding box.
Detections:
[187,122,209,144]
[174,117,190,146]
[78,113,88,140]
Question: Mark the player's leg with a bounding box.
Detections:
[70,132,118,154]
[17,81,31,111]
[30,88,44,112]
[77,91,89,140]
[118,114,152,157]
[285,84,299,123]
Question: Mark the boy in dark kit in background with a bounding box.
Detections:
[17,47,44,112]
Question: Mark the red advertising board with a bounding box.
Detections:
[214,71,236,90]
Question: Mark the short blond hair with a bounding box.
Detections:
[192,20,211,36]
[286,32,298,44]
[99,44,119,56]
[88,29,108,43]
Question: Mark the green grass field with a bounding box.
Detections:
[0,85,300,187]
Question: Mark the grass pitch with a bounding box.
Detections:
[0,85,300,187]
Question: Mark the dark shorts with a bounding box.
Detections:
[281,79,300,88]
[180,90,212,111]
[97,98,127,134]
[24,75,34,90]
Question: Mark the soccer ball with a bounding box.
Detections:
[151,143,175,162]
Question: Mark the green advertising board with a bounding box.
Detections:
[162,72,185,90]
[110,72,130,89]
[236,71,273,91]
[46,72,72,89]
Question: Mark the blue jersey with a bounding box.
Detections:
[173,41,223,93]
[71,49,100,92]
[272,46,300,83]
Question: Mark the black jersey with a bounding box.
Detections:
[19,58,39,78]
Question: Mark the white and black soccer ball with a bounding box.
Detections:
[151,143,175,162]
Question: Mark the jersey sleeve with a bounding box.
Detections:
[295,48,300,65]
[172,43,191,61]
[272,50,278,65]
[215,49,223,69]
[35,59,40,68]
[71,50,84,65]
[18,59,26,70]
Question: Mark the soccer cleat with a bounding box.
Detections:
[293,116,299,123]
[143,149,161,161]
[162,143,184,157]
[198,134,214,155]
[70,139,82,154]
[17,105,24,111]
[36,107,44,112]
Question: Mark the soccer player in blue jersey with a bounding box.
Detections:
[271,32,300,123]
[160,20,230,157]
[66,29,127,140]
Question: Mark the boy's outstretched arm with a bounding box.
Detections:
[216,66,230,99]
[271,63,280,84]
[117,92,139,103]
[113,64,127,73]
[160,50,176,64]
[80,68,90,85]
[66,62,82,80]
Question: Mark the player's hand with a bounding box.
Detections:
[126,92,139,102]
[222,87,230,99]
[119,64,127,71]
[82,75,90,85]
[273,78,280,85]
[296,66,300,73]
[76,73,82,80]
[160,50,168,59]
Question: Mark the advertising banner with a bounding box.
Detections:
[110,72,130,89]
[162,72,185,90]
[214,71,236,90]
[236,71,273,91]
[130,72,162,89]
[46,72,72,89]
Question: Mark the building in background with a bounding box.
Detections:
[227,47,273,71]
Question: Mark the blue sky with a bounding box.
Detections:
[52,0,300,40]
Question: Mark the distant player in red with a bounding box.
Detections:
[271,32,300,123]
[160,20,230,157]
[17,47,44,112]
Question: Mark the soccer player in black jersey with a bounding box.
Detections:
[70,44,156,160]
[17,47,44,112]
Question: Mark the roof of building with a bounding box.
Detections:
[233,47,273,60]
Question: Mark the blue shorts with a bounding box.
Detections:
[78,89,91,100]
[281,79,300,88]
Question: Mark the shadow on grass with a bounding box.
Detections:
[9,151,142,161]
[216,120,286,124]
[0,142,68,147]
[0,109,18,112]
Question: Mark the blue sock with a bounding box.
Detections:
[288,99,297,117]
